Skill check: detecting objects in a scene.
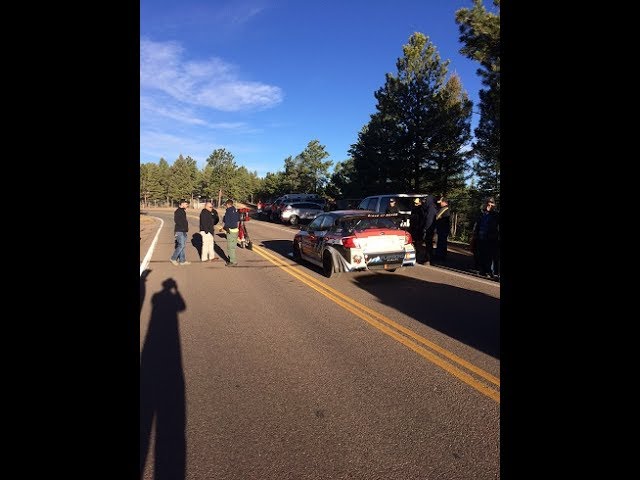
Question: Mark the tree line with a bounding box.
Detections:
[140,0,500,242]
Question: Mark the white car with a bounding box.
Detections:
[292,210,416,277]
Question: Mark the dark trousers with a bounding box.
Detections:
[478,239,498,275]
[424,229,435,264]
[435,228,448,259]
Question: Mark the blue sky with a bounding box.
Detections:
[141,0,489,177]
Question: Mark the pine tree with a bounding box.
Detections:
[456,0,500,200]
[350,32,471,195]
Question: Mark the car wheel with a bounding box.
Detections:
[289,215,299,226]
[293,241,301,260]
[323,251,341,278]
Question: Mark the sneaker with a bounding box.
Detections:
[225,262,238,267]
[170,259,179,266]
[179,261,191,265]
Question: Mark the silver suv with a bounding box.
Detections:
[357,193,427,228]
[280,202,325,225]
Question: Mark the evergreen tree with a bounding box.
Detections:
[157,158,171,206]
[296,140,333,194]
[140,162,163,207]
[456,0,500,200]
[205,148,238,203]
[350,32,469,195]
[168,154,196,204]
[428,73,473,196]
[326,158,360,199]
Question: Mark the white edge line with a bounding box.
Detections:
[140,217,164,276]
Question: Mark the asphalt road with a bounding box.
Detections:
[140,208,500,479]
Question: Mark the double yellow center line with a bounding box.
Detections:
[252,244,500,403]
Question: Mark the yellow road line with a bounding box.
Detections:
[252,245,500,403]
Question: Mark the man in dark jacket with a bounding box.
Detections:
[220,199,240,266]
[472,197,500,277]
[199,202,218,262]
[170,199,190,265]
[385,198,400,214]
[421,195,438,264]
[434,196,451,261]
[409,198,426,263]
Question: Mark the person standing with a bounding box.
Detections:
[170,199,191,266]
[421,195,438,264]
[434,196,451,261]
[472,197,500,277]
[199,202,218,262]
[409,197,425,263]
[220,199,240,267]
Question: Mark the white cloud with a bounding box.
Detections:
[140,38,283,112]
[140,95,250,130]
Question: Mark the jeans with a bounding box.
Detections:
[171,232,188,263]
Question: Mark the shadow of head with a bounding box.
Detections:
[162,278,177,290]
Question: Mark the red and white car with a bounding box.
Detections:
[292,210,416,277]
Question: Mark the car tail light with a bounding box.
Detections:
[342,236,359,248]
[405,232,413,245]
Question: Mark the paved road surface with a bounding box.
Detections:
[140,208,500,479]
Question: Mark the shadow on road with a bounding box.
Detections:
[190,232,203,258]
[140,269,152,316]
[352,273,500,359]
[258,239,293,258]
[140,278,187,480]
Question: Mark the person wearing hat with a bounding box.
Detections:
[170,199,191,265]
[434,196,451,261]
[409,197,426,263]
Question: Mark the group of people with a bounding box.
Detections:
[386,195,450,265]
[169,195,499,277]
[386,195,499,277]
[169,199,241,267]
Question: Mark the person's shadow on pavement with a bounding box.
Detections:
[191,233,203,258]
[140,278,187,480]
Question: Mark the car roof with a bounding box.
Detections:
[363,193,426,198]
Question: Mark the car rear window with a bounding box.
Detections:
[339,217,397,232]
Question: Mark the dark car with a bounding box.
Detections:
[357,193,427,229]
[292,210,416,278]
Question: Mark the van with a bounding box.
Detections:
[357,193,427,228]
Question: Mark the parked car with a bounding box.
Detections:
[357,193,428,229]
[280,202,325,225]
[268,194,326,221]
[292,210,416,278]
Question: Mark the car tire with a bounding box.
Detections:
[289,215,299,226]
[323,251,341,278]
[293,241,301,261]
